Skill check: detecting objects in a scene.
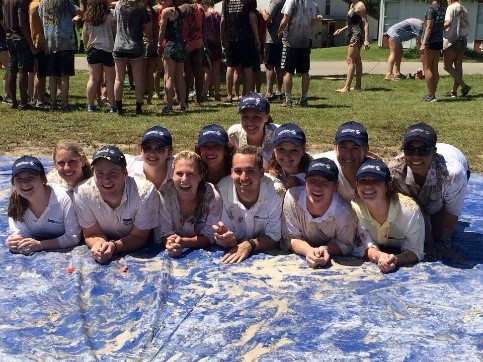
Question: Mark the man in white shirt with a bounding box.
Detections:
[74,145,160,263]
[213,145,285,263]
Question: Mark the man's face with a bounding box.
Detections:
[403,140,436,177]
[93,159,127,200]
[231,153,264,202]
[334,140,368,172]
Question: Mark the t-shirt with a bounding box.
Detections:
[3,0,30,41]
[204,10,221,45]
[83,13,116,52]
[182,3,204,52]
[386,18,423,42]
[222,0,256,42]
[38,0,79,53]
[444,2,469,44]
[74,176,160,240]
[155,181,223,243]
[265,0,285,44]
[282,186,357,255]
[351,193,425,261]
[424,2,444,45]
[29,0,45,50]
[281,0,317,48]
[8,185,81,248]
[113,0,149,54]
[217,173,285,242]
[389,143,468,217]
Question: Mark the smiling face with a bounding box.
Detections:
[403,140,436,177]
[93,159,127,201]
[54,149,86,187]
[274,142,305,174]
[172,158,202,200]
[334,141,368,172]
[231,153,264,205]
[305,175,337,208]
[240,109,268,140]
[356,177,387,204]
[12,172,45,200]
[141,140,171,168]
[199,142,225,170]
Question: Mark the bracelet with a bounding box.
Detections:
[248,239,257,253]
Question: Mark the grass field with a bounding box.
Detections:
[0,69,481,171]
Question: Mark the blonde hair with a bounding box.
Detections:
[52,140,93,180]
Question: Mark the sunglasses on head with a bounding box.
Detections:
[141,145,166,153]
[403,145,434,156]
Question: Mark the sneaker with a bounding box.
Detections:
[384,73,392,81]
[298,98,308,107]
[174,104,187,113]
[444,92,457,98]
[18,103,35,110]
[2,96,12,104]
[421,94,437,102]
[461,85,471,97]
[109,107,118,113]
[50,104,59,111]
[11,102,19,109]
[159,106,174,115]
[35,100,51,108]
[221,97,233,105]
[281,100,292,108]
[59,104,71,112]
[275,91,285,101]
[393,74,406,80]
[87,105,99,112]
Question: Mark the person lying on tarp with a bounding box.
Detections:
[213,145,285,264]
[7,156,81,254]
[74,145,160,263]
[281,158,358,268]
[389,123,469,260]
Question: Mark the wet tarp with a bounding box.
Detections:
[0,157,481,361]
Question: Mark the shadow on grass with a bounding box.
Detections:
[364,87,393,92]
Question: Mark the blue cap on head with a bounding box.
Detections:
[197,124,228,146]
[356,159,391,182]
[306,158,339,182]
[273,123,306,147]
[12,156,45,178]
[403,122,437,148]
[238,92,270,114]
[92,145,126,167]
[335,121,368,146]
[141,126,172,147]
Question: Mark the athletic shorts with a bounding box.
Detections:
[47,50,75,77]
[263,43,283,68]
[34,51,48,77]
[163,41,187,63]
[280,46,310,74]
[252,46,261,72]
[427,41,443,51]
[445,37,467,52]
[144,43,158,59]
[7,38,34,74]
[225,39,254,68]
[87,47,115,67]
[113,49,144,60]
[205,39,222,62]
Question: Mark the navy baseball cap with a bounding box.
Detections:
[141,126,172,147]
[356,159,391,182]
[92,145,127,167]
[197,124,228,146]
[238,92,270,114]
[12,156,45,178]
[273,123,306,146]
[306,158,339,182]
[334,121,368,146]
[403,123,437,148]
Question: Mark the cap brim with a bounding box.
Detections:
[12,168,43,178]
[273,137,305,146]
[306,171,337,182]
[335,136,367,146]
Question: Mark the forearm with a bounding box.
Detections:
[431,209,458,243]
[249,235,277,252]
[116,233,148,253]
[85,235,108,248]
[34,238,62,251]
[327,242,343,256]
[249,12,259,45]
[180,235,210,249]
[290,238,313,256]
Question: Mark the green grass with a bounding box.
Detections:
[0,70,481,171]
[310,46,483,62]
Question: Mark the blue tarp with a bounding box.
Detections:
[0,156,482,361]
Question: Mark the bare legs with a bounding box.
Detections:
[386,37,403,78]
[422,49,440,97]
[443,49,467,94]
[337,45,362,92]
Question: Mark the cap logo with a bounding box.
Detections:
[410,128,430,135]
[361,165,380,171]
[15,161,36,168]
[341,129,361,135]
[146,130,164,137]
[312,162,331,169]
[277,129,297,136]
[202,130,222,136]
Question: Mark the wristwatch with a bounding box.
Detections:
[248,239,257,253]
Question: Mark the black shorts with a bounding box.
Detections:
[7,38,34,74]
[263,43,283,68]
[34,51,48,77]
[446,38,467,52]
[252,46,261,72]
[47,50,75,77]
[87,47,115,67]
[427,41,443,51]
[113,49,144,60]
[144,43,158,59]
[205,39,222,62]
[225,39,254,68]
[280,46,310,74]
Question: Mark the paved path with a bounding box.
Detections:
[75,57,482,75]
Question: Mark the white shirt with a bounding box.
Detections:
[155,180,223,243]
[282,186,357,255]
[227,123,279,169]
[389,143,468,216]
[74,176,160,240]
[444,2,469,44]
[351,193,425,261]
[281,0,318,48]
[126,154,173,190]
[8,185,81,248]
[217,174,285,242]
